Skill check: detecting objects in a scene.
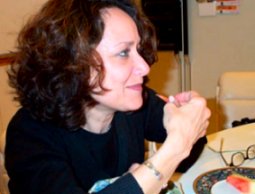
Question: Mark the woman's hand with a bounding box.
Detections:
[163,91,211,157]
[132,91,210,194]
[128,163,140,173]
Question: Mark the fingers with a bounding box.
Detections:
[172,91,200,107]
[194,97,211,128]
[174,90,198,102]
[162,91,211,159]
[164,92,211,136]
[190,96,211,131]
[190,112,209,142]
[161,91,211,136]
[163,102,179,122]
[198,128,207,139]
[199,120,209,137]
[157,91,200,107]
[174,91,192,103]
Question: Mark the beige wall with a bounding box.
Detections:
[147,51,181,96]
[0,0,44,53]
[188,0,255,98]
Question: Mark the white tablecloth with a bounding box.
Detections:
[171,123,255,194]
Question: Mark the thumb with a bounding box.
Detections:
[163,102,178,128]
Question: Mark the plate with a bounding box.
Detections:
[211,180,240,194]
[193,167,255,194]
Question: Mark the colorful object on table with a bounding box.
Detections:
[89,176,182,194]
[226,174,255,193]
[164,186,182,194]
[88,177,119,193]
[160,181,183,194]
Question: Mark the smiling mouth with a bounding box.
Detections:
[127,84,143,91]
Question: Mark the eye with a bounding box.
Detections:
[118,48,130,57]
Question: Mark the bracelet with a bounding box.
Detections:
[143,161,163,180]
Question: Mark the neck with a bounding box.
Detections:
[83,105,114,134]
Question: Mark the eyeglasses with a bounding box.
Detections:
[219,138,255,167]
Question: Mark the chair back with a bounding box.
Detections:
[216,72,255,129]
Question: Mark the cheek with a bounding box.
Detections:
[103,67,131,89]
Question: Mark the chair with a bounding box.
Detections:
[216,71,255,130]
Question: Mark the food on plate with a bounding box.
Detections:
[226,173,255,193]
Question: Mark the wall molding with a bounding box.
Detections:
[0,53,15,66]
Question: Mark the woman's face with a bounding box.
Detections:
[92,7,150,112]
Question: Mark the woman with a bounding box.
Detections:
[5,0,211,193]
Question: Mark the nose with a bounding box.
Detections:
[133,55,150,76]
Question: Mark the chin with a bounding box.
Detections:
[126,100,143,111]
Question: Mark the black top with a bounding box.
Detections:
[5,88,206,194]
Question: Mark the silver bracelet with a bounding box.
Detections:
[143,161,163,180]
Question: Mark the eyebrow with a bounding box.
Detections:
[115,41,134,47]
[114,40,140,49]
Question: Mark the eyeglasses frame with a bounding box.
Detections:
[219,138,255,167]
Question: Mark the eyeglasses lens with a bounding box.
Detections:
[248,145,255,159]
[232,152,245,166]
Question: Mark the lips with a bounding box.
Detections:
[127,83,143,91]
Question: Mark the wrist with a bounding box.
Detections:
[163,135,191,160]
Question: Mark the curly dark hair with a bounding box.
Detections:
[8,0,158,130]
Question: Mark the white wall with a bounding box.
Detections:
[188,0,255,98]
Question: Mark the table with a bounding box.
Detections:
[171,123,255,194]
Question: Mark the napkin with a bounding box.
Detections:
[207,123,255,152]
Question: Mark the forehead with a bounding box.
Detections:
[100,7,140,44]
[101,7,135,25]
